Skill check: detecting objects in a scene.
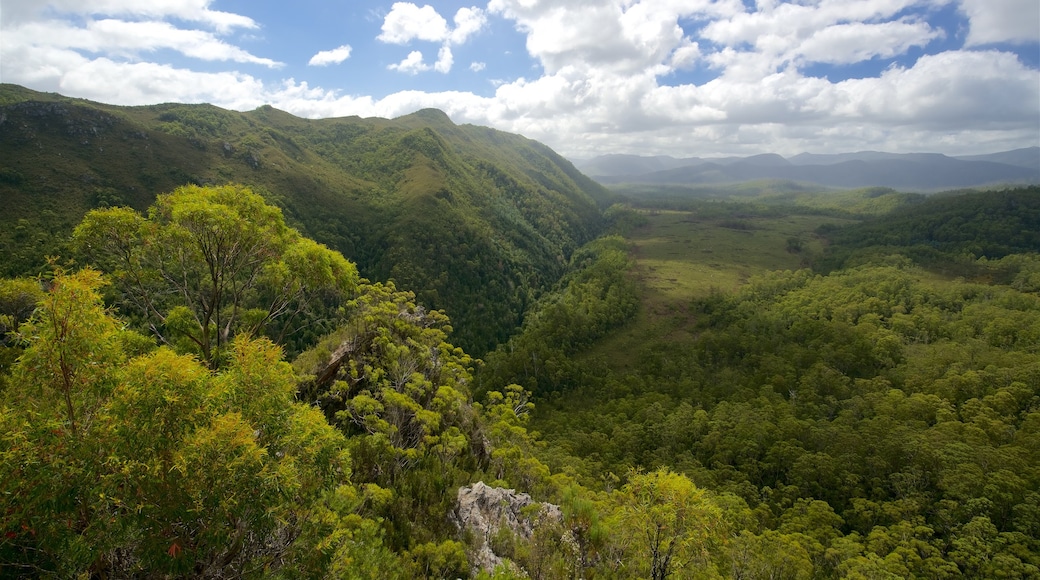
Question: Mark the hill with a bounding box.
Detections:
[817,186,1040,274]
[575,148,1040,190]
[0,84,609,354]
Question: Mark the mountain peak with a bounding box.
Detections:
[400,108,455,126]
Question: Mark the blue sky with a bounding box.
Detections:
[2,0,1037,158]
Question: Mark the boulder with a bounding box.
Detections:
[453,482,562,576]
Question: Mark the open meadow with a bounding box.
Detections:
[585,205,857,372]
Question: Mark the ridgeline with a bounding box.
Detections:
[0,84,609,354]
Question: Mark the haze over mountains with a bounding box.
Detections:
[574,147,1040,190]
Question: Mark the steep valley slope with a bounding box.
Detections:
[0,84,609,353]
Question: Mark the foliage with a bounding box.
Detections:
[0,276,44,387]
[615,469,724,579]
[524,261,1040,578]
[480,235,639,395]
[74,184,358,364]
[4,86,1040,578]
[0,269,382,577]
[611,182,924,218]
[294,281,482,549]
[818,187,1040,273]
[603,203,649,235]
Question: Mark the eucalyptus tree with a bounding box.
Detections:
[74,184,358,366]
[0,269,365,577]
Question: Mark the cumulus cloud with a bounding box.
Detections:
[450,7,487,44]
[434,46,454,74]
[669,40,701,70]
[378,3,449,44]
[796,20,941,65]
[472,0,1038,156]
[385,47,453,75]
[309,45,353,66]
[488,0,741,74]
[470,61,487,72]
[699,2,944,74]
[960,0,1040,45]
[388,50,430,74]
[378,3,486,74]
[1,0,281,79]
[2,42,269,108]
[378,3,486,45]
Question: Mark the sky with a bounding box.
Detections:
[1,0,1038,159]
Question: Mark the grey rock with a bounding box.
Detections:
[453,481,561,576]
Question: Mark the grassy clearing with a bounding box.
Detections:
[611,182,924,217]
[630,209,857,301]
[582,209,858,372]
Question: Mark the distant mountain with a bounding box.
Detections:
[570,153,698,177]
[954,147,1040,170]
[787,151,953,166]
[0,84,609,354]
[575,147,1040,190]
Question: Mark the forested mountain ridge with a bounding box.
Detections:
[0,84,608,354]
[817,188,1040,273]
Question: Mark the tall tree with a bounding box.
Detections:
[616,469,724,580]
[73,184,358,366]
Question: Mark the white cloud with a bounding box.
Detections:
[960,0,1040,45]
[309,45,353,66]
[487,0,744,74]
[4,0,258,32]
[1,42,268,107]
[377,3,487,45]
[796,20,941,65]
[388,50,430,74]
[1,0,280,75]
[669,40,701,70]
[39,19,281,66]
[701,0,926,46]
[434,46,454,74]
[831,50,1040,127]
[378,3,449,44]
[699,2,945,73]
[450,7,488,44]
[378,3,486,74]
[470,61,487,72]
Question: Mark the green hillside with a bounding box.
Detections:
[0,84,608,354]
[2,83,1038,578]
[818,187,1040,274]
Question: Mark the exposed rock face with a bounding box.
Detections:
[453,482,562,576]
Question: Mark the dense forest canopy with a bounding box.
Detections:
[479,187,1040,578]
[1,87,1038,577]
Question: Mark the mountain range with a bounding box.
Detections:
[574,147,1040,190]
[2,82,1037,350]
[0,84,608,354]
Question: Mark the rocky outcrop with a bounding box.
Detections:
[453,482,562,576]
